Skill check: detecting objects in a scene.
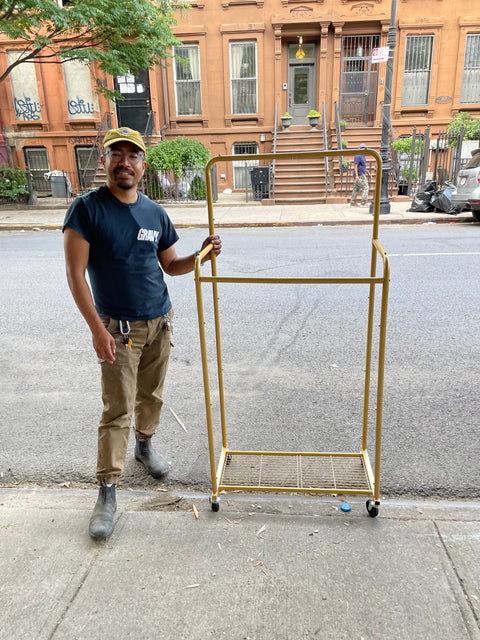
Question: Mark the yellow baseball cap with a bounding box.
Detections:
[103,127,146,153]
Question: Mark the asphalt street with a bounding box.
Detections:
[1,224,479,498]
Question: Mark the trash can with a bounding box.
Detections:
[51,175,67,198]
[250,167,270,200]
[44,170,72,198]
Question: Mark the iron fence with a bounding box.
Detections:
[390,125,477,197]
[139,165,218,204]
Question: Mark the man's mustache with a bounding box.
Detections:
[114,166,135,176]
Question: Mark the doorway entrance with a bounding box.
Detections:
[340,35,380,125]
[114,69,151,134]
[287,43,316,124]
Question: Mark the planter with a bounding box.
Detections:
[307,116,320,129]
[281,117,292,130]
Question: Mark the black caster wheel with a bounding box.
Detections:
[210,498,220,512]
[366,499,379,518]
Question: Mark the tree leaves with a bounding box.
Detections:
[0,0,187,97]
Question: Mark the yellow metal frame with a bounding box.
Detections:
[194,150,390,511]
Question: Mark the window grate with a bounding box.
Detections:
[174,44,202,116]
[460,34,480,104]
[401,35,434,106]
[230,41,257,115]
[232,142,258,190]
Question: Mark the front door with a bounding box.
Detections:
[287,43,316,124]
[340,35,380,125]
[114,69,151,134]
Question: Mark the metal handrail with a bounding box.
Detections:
[322,101,328,196]
[80,111,112,190]
[143,110,156,148]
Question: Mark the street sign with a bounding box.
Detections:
[372,47,389,64]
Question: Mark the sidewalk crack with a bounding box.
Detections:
[47,512,126,639]
[433,520,480,637]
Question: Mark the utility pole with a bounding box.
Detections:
[374,0,397,214]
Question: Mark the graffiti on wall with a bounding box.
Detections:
[67,96,95,117]
[14,95,41,121]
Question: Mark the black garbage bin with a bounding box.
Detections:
[250,167,270,200]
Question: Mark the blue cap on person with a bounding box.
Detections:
[359,143,366,149]
[103,127,146,153]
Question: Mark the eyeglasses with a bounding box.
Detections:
[104,150,145,163]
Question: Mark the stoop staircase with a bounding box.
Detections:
[274,126,327,205]
[273,125,383,204]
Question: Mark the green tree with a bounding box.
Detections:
[0,0,186,98]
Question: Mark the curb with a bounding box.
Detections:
[0,219,475,232]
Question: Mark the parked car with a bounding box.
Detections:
[451,148,480,221]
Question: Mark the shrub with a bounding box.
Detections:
[447,112,480,141]
[392,136,424,155]
[144,168,163,200]
[188,175,207,200]
[146,136,210,178]
[0,165,29,202]
[306,109,321,119]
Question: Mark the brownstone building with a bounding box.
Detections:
[0,0,479,199]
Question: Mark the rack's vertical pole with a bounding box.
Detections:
[373,254,390,502]
[194,257,219,501]
[206,160,228,449]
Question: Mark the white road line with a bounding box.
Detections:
[389,252,480,257]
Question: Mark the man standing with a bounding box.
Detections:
[63,127,221,540]
[350,143,370,207]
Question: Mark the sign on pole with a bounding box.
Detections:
[372,47,389,64]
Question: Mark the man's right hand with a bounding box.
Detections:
[92,326,116,364]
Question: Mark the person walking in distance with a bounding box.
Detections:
[63,127,222,540]
[350,143,370,207]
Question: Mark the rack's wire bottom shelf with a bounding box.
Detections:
[219,451,373,494]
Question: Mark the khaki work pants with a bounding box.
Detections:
[97,310,173,484]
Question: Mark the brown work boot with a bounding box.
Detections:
[135,438,170,479]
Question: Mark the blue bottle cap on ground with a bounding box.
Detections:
[340,503,351,512]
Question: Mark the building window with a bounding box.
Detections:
[174,44,202,116]
[230,41,257,114]
[23,147,50,193]
[233,142,258,189]
[460,34,480,104]
[63,60,98,119]
[8,52,42,121]
[401,35,434,106]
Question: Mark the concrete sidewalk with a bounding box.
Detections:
[0,196,475,230]
[0,487,479,640]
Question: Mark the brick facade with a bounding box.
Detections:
[0,0,479,193]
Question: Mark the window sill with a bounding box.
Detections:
[15,120,47,129]
[65,119,100,130]
[452,103,480,113]
[226,114,264,126]
[171,116,208,128]
[396,105,434,118]
[222,0,264,7]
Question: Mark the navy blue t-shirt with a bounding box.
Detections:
[63,186,179,321]
[354,154,366,176]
